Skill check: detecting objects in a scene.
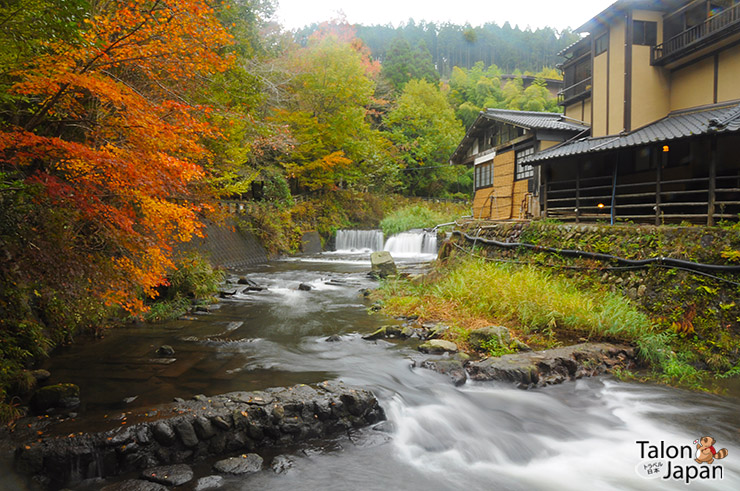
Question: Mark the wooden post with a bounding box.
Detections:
[656,150,664,226]
[542,164,549,218]
[610,158,618,225]
[575,162,581,223]
[708,136,717,226]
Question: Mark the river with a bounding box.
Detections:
[4,238,740,490]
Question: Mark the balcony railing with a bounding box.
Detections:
[558,77,592,105]
[652,3,740,64]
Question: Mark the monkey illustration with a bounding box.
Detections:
[694,436,729,464]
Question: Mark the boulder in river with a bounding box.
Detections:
[468,325,511,350]
[370,251,397,278]
[141,464,194,486]
[362,325,403,340]
[418,339,458,354]
[155,345,175,357]
[31,383,80,412]
[466,343,636,388]
[213,453,263,475]
[419,359,466,386]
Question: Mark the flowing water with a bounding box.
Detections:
[333,228,438,257]
[5,240,740,490]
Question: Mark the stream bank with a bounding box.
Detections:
[3,244,740,490]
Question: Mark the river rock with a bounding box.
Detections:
[155,345,175,357]
[298,283,313,291]
[420,359,466,386]
[325,334,342,342]
[418,339,458,354]
[270,455,294,474]
[31,383,80,412]
[424,324,449,339]
[194,475,225,490]
[30,369,51,383]
[370,251,397,278]
[141,464,194,486]
[151,422,177,446]
[466,343,636,388]
[468,326,511,350]
[213,454,263,475]
[174,420,199,447]
[362,325,402,340]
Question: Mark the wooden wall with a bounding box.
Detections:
[472,150,532,219]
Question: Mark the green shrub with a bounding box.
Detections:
[381,203,467,236]
[167,252,225,300]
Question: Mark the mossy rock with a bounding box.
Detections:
[31,383,80,412]
[468,326,511,350]
[419,339,458,354]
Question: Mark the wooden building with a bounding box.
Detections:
[449,109,588,220]
[523,0,740,224]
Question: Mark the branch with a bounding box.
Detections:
[23,0,164,132]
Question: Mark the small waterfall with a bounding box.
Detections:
[384,230,438,256]
[335,229,384,252]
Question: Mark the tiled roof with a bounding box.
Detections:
[449,109,589,164]
[481,108,590,132]
[522,102,740,165]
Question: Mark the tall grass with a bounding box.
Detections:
[381,258,655,349]
[380,203,467,236]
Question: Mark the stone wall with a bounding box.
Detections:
[14,382,384,489]
[181,220,268,268]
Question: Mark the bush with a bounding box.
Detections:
[381,203,467,236]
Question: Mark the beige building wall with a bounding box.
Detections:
[471,150,531,220]
[717,44,740,102]
[608,17,626,135]
[592,49,608,137]
[540,140,561,151]
[564,99,590,123]
[582,98,593,125]
[631,10,670,130]
[670,57,715,110]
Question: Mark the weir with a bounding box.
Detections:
[334,229,439,256]
[384,230,438,256]
[335,229,384,252]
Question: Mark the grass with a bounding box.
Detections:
[376,257,715,386]
[382,258,654,343]
[380,203,468,237]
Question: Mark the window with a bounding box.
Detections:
[594,34,608,56]
[475,162,493,189]
[515,147,535,181]
[633,20,657,46]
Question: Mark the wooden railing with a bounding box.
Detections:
[652,3,740,64]
[544,173,740,225]
[558,77,592,105]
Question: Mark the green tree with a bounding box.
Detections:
[275,34,396,192]
[385,79,465,196]
[381,37,438,91]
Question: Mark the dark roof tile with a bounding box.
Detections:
[523,102,740,164]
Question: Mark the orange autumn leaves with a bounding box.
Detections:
[0,1,233,312]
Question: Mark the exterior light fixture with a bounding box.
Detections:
[597,203,605,209]
[662,145,670,152]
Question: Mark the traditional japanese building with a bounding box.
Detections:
[449,109,588,220]
[523,0,740,224]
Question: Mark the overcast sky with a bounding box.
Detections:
[273,0,616,32]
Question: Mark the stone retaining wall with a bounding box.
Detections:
[15,382,384,489]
